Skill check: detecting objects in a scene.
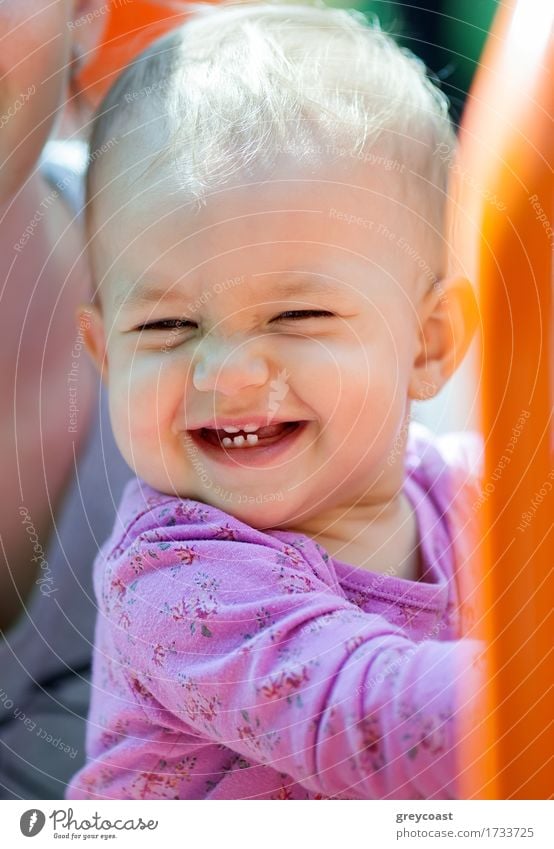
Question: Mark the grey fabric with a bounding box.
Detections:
[1,143,131,798]
[0,386,131,799]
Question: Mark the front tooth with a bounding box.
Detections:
[220,433,259,448]
[222,426,240,433]
[243,423,259,433]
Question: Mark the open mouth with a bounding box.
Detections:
[186,420,309,467]
[196,420,303,449]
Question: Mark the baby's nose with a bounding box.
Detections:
[192,340,270,396]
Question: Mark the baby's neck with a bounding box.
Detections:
[287,491,421,582]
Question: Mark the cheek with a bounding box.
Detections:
[277,334,402,425]
[279,334,372,409]
[364,331,415,446]
[108,354,183,446]
[328,331,411,436]
[280,337,343,397]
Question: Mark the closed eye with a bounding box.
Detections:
[135,310,334,332]
[137,318,196,331]
[272,310,335,321]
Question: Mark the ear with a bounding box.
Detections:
[408,276,478,400]
[77,303,109,384]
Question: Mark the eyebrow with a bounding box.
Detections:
[113,283,187,311]
[113,273,351,311]
[254,273,351,298]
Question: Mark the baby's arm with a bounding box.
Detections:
[104,495,483,800]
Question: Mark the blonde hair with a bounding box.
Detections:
[88,0,456,265]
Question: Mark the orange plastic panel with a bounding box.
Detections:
[454,0,553,799]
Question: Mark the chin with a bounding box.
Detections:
[143,473,296,529]
[184,489,290,529]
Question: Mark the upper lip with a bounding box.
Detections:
[189,417,304,431]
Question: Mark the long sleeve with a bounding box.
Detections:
[101,492,484,800]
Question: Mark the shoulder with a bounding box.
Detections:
[95,479,345,607]
[406,421,483,498]
[104,478,233,557]
[406,423,483,583]
[104,478,314,563]
[405,421,484,533]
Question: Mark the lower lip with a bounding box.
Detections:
[186,421,310,467]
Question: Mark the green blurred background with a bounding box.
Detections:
[330,0,500,127]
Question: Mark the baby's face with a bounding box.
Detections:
[87,144,436,528]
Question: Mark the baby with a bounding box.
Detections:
[66,0,484,800]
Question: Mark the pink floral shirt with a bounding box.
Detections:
[66,423,484,800]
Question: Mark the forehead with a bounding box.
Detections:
[89,129,427,302]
